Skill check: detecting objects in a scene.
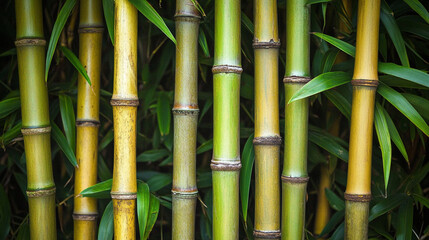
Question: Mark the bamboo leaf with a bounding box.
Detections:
[412,193,429,209]
[319,210,344,236]
[143,195,160,240]
[102,0,115,44]
[306,0,332,5]
[378,83,429,136]
[196,139,213,154]
[309,130,349,162]
[157,92,171,136]
[402,0,429,24]
[403,93,429,121]
[146,173,171,192]
[325,188,345,211]
[397,15,429,40]
[374,103,392,191]
[51,121,77,167]
[198,30,210,57]
[137,149,170,162]
[330,222,344,240]
[241,11,254,34]
[128,0,176,44]
[396,196,413,240]
[16,222,29,240]
[312,32,356,57]
[324,90,351,120]
[382,107,408,162]
[98,201,114,240]
[0,97,20,119]
[59,46,91,85]
[322,49,339,73]
[0,48,16,57]
[45,0,77,82]
[79,179,112,198]
[59,94,76,153]
[137,180,150,240]
[378,63,429,88]
[0,121,22,146]
[240,133,254,224]
[289,72,351,103]
[369,193,407,221]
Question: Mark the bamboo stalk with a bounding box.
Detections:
[171,0,200,239]
[15,0,56,239]
[344,0,381,238]
[73,0,103,238]
[212,0,241,238]
[253,0,281,239]
[282,0,310,239]
[110,0,138,238]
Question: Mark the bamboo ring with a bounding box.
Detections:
[76,120,100,127]
[252,39,281,49]
[210,160,242,171]
[110,99,140,107]
[21,126,51,136]
[281,175,309,183]
[253,136,282,145]
[344,193,372,202]
[110,193,137,200]
[72,213,98,221]
[78,26,104,33]
[212,65,243,74]
[283,76,312,84]
[171,188,198,199]
[172,107,199,115]
[253,230,281,239]
[15,38,46,47]
[26,187,56,198]
[351,79,379,87]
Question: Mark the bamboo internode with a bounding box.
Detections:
[344,0,381,238]
[282,0,311,239]
[110,0,138,238]
[171,0,200,239]
[253,0,281,239]
[73,0,103,238]
[212,0,241,238]
[15,0,56,239]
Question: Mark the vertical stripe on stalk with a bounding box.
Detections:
[15,0,56,238]
[172,0,200,239]
[73,0,103,238]
[110,0,138,238]
[253,0,281,239]
[212,0,241,239]
[344,0,381,239]
[282,0,310,239]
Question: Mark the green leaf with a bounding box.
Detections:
[99,129,114,150]
[146,173,171,192]
[241,11,254,34]
[0,48,16,57]
[128,0,176,44]
[330,222,344,240]
[312,32,356,57]
[16,222,30,240]
[79,179,112,198]
[196,139,213,154]
[102,0,115,44]
[137,149,170,162]
[402,0,429,24]
[198,30,210,57]
[59,46,91,85]
[51,121,77,167]
[322,49,339,73]
[319,210,344,236]
[0,121,22,146]
[374,103,392,191]
[378,83,429,136]
[98,201,114,240]
[306,0,332,5]
[382,107,408,162]
[289,72,351,103]
[45,0,77,82]
[137,181,150,240]
[59,94,76,153]
[240,133,254,224]
[403,93,429,121]
[0,185,11,240]
[378,62,429,88]
[325,188,345,211]
[156,92,171,136]
[0,97,20,119]
[143,195,160,240]
[396,196,413,240]
[412,193,429,209]
[369,193,407,222]
[397,15,429,40]
[309,130,349,162]
[324,90,351,120]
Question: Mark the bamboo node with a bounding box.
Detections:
[26,187,56,198]
[174,13,201,21]
[252,39,281,49]
[344,193,371,202]
[281,175,309,183]
[21,126,51,136]
[110,99,139,107]
[253,230,281,239]
[351,79,379,87]
[283,76,311,84]
[110,193,137,200]
[15,38,46,47]
[253,136,282,145]
[78,26,104,33]
[212,65,243,74]
[172,108,199,115]
[72,213,98,221]
[76,120,100,127]
[171,188,198,198]
[210,159,242,171]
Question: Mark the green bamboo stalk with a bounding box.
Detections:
[282,0,311,239]
[73,0,103,238]
[212,0,241,239]
[253,0,281,239]
[15,0,56,239]
[344,0,381,238]
[110,0,138,238]
[171,0,200,239]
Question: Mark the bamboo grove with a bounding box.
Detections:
[1,0,429,239]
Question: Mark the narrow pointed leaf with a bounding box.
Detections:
[403,93,429,121]
[324,90,351,120]
[289,72,351,103]
[128,0,176,44]
[378,63,429,88]
[143,195,160,239]
[137,149,170,162]
[137,181,150,240]
[196,139,213,154]
[325,188,345,211]
[102,0,115,44]
[45,0,77,81]
[312,32,356,57]
[0,97,20,119]
[98,201,114,240]
[402,0,429,24]
[369,193,407,222]
[382,107,408,162]
[59,94,76,153]
[59,46,91,85]
[241,11,254,34]
[0,48,16,57]
[240,133,254,223]
[51,121,77,167]
[306,0,332,5]
[157,92,171,136]
[374,103,392,191]
[309,130,349,162]
[80,179,112,198]
[396,196,413,240]
[198,30,210,57]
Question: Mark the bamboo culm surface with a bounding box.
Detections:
[171,0,200,239]
[15,0,57,239]
[110,0,138,238]
[212,0,242,239]
[73,0,103,238]
[253,0,281,239]
[344,0,381,239]
[282,0,311,239]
